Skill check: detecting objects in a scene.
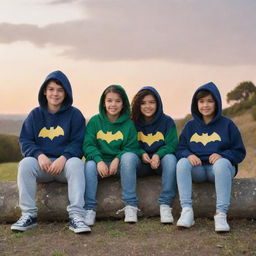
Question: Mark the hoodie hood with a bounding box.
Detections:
[38,70,73,112]
[99,84,130,124]
[137,86,164,126]
[191,82,222,125]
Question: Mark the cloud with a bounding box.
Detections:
[46,0,80,5]
[0,0,256,65]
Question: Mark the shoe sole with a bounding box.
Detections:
[11,223,37,232]
[69,226,91,233]
[176,221,195,229]
[161,217,174,224]
[124,219,137,223]
[215,228,230,233]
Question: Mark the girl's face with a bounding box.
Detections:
[104,92,123,120]
[140,94,157,121]
[197,94,215,119]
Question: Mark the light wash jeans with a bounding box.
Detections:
[84,152,139,210]
[18,157,86,218]
[137,154,177,206]
[176,157,236,213]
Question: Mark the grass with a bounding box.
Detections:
[0,162,17,181]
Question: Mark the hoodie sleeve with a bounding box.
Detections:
[156,126,178,158]
[61,109,85,159]
[19,111,44,158]
[116,121,140,159]
[83,117,103,163]
[219,121,246,165]
[175,122,194,160]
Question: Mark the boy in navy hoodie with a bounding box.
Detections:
[176,82,246,232]
[11,71,91,234]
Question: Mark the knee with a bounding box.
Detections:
[213,158,233,176]
[161,154,177,165]
[120,152,139,165]
[18,157,38,175]
[85,160,98,177]
[176,158,191,171]
[65,157,84,174]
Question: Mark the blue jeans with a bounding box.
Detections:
[84,152,139,210]
[137,154,177,206]
[176,157,236,213]
[18,157,86,218]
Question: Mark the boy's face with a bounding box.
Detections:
[197,94,215,119]
[44,81,65,110]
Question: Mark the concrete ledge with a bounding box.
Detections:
[0,177,255,223]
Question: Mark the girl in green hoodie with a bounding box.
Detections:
[83,85,140,226]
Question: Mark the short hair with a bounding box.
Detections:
[195,90,213,101]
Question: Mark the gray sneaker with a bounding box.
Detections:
[116,205,140,223]
[160,204,174,224]
[214,212,230,232]
[84,210,96,226]
[177,207,195,228]
[11,215,37,232]
[69,215,91,234]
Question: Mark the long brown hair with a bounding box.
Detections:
[102,86,128,115]
[131,89,157,124]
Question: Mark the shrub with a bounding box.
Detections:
[0,134,22,163]
[252,105,256,121]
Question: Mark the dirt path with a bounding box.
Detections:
[1,218,255,256]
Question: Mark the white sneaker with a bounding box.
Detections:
[214,212,230,232]
[160,205,174,224]
[177,207,195,228]
[84,210,96,226]
[116,205,139,223]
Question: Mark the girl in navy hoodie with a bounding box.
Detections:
[131,86,178,223]
[176,82,246,232]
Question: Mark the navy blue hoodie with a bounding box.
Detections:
[134,86,178,158]
[19,70,85,159]
[176,82,246,172]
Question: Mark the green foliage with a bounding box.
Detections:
[227,81,256,104]
[252,105,256,121]
[0,134,22,163]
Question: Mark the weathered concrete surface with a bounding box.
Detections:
[0,177,255,223]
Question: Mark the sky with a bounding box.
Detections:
[1,0,256,119]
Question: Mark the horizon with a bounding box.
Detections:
[0,0,255,119]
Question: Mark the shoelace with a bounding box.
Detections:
[16,215,32,224]
[162,207,172,216]
[116,206,141,215]
[72,217,86,227]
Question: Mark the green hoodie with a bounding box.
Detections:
[83,85,139,163]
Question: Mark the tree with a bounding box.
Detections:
[227,81,256,104]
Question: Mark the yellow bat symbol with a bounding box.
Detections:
[137,131,164,146]
[190,132,221,146]
[96,130,123,143]
[38,126,64,140]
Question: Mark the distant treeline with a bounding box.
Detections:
[0,134,22,163]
